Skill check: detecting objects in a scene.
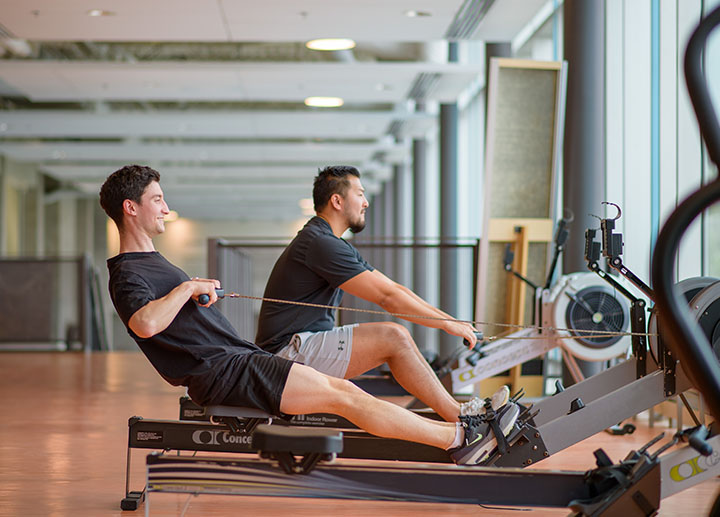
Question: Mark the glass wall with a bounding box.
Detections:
[606,0,720,282]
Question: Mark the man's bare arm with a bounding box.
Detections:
[129,278,219,338]
[339,270,478,346]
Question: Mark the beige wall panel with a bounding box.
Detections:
[489,67,558,219]
[477,59,566,326]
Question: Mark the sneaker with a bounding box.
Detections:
[459,385,510,416]
[450,402,520,465]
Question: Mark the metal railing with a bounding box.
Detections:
[207,237,480,352]
[0,256,107,351]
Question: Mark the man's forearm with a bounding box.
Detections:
[379,286,454,331]
[397,283,458,322]
[129,282,194,338]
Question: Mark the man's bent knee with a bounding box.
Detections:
[381,322,417,354]
[370,321,411,343]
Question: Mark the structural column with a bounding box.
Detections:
[413,136,431,352]
[485,42,512,120]
[439,42,460,357]
[393,162,411,288]
[563,0,606,381]
[382,177,395,281]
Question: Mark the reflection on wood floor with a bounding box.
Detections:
[0,352,718,516]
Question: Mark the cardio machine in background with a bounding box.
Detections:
[450,212,632,393]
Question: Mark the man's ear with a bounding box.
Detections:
[122,199,137,217]
[329,193,343,211]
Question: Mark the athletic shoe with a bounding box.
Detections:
[450,402,520,465]
[459,385,511,416]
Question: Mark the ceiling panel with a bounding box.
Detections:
[40,164,392,181]
[0,110,436,138]
[1,0,465,42]
[223,1,465,42]
[0,140,408,163]
[474,0,552,41]
[0,61,483,102]
[1,0,231,42]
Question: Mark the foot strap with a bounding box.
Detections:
[484,406,511,455]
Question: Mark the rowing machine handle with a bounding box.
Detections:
[198,289,225,305]
[463,331,484,348]
[463,331,486,366]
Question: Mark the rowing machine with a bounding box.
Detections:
[452,214,632,392]
[448,208,720,467]
[142,420,720,516]
[122,392,542,510]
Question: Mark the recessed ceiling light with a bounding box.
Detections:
[306,38,356,51]
[164,210,179,222]
[87,9,114,17]
[405,10,432,17]
[304,96,344,108]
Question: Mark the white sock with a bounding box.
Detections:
[446,422,464,450]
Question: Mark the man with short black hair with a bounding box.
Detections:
[256,165,512,422]
[100,164,519,465]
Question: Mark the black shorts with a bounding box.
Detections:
[217,351,294,416]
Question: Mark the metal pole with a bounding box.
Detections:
[485,42,512,126]
[413,137,431,353]
[562,0,606,382]
[563,0,605,273]
[382,178,395,282]
[439,41,460,357]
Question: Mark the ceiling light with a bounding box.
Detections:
[405,10,432,17]
[304,96,344,108]
[87,9,114,17]
[164,210,179,222]
[306,38,356,51]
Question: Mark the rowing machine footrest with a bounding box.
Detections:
[485,408,510,456]
[203,405,273,433]
[485,403,548,468]
[254,424,343,474]
[569,453,661,516]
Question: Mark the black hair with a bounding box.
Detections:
[99,164,161,228]
[312,165,361,212]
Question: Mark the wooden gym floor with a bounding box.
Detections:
[1,351,718,516]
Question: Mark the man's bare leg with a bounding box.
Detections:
[280,363,456,450]
[345,322,461,422]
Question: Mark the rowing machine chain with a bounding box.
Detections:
[213,290,655,342]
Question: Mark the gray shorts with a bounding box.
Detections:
[276,324,357,378]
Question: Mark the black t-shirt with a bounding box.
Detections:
[255,216,373,353]
[107,251,277,406]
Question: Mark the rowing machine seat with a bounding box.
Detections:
[203,405,273,419]
[253,423,343,454]
[253,424,343,474]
